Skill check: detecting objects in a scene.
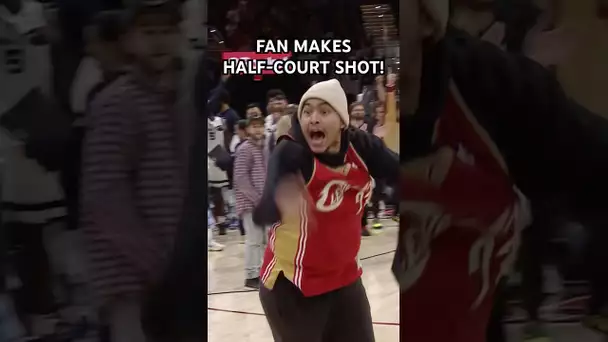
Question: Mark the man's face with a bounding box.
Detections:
[126,19,179,72]
[247,121,265,140]
[300,98,343,154]
[246,106,262,119]
[268,97,287,119]
[350,104,365,128]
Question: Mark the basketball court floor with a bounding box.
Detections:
[207,221,605,342]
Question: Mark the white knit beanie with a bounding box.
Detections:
[298,79,349,125]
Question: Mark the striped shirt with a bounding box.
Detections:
[80,74,187,302]
[233,139,267,216]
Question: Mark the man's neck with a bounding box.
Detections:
[221,104,230,112]
[326,136,342,154]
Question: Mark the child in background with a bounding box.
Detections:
[233,114,268,289]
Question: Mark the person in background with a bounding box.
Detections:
[71,10,127,119]
[216,89,240,229]
[245,102,263,119]
[233,114,268,289]
[217,89,240,150]
[208,114,231,234]
[284,103,298,117]
[63,10,128,237]
[264,89,287,154]
[208,207,224,252]
[80,2,188,341]
[1,0,66,338]
[349,101,372,236]
[349,101,368,131]
[368,101,387,141]
[230,119,248,155]
[274,114,292,141]
[229,119,248,238]
[366,101,388,229]
[253,79,399,341]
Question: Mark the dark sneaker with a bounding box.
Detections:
[362,228,371,236]
[245,277,260,289]
[523,321,551,342]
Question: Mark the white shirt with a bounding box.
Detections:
[70,57,103,114]
[208,116,225,152]
[0,6,62,217]
[229,135,241,154]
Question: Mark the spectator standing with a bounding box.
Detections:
[264,89,287,155]
[1,0,67,337]
[233,114,268,289]
[80,2,189,341]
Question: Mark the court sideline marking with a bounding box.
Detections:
[207,307,399,326]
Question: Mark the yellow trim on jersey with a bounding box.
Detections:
[261,199,310,289]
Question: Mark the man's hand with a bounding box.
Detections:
[275,173,317,229]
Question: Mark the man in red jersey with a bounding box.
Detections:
[397,0,608,341]
[252,79,399,342]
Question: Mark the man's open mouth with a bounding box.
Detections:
[310,130,325,143]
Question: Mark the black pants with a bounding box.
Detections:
[6,222,56,316]
[369,186,384,219]
[208,187,225,219]
[519,219,550,321]
[486,279,507,342]
[585,220,608,314]
[259,274,375,342]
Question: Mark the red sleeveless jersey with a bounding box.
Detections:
[261,143,374,296]
[398,81,529,342]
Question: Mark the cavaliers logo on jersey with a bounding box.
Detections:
[315,178,373,214]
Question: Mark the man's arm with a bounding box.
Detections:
[252,140,305,226]
[454,37,608,211]
[81,92,161,278]
[350,129,399,184]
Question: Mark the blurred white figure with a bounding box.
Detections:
[208,208,224,252]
